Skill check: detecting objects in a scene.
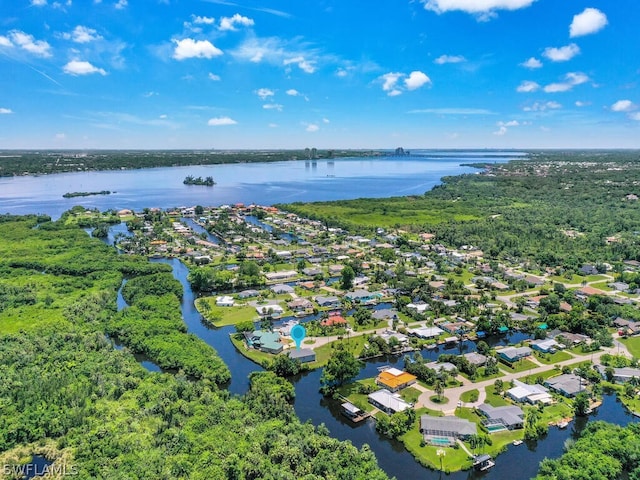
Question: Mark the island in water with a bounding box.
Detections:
[62,190,111,198]
[183,175,216,186]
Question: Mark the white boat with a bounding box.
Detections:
[512,440,523,446]
[558,421,568,429]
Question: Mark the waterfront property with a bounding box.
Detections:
[507,380,553,405]
[408,325,444,339]
[216,295,235,307]
[375,367,417,392]
[288,348,316,363]
[420,415,477,446]
[476,404,525,431]
[315,295,341,308]
[341,402,368,422]
[368,389,412,414]
[544,374,586,398]
[596,364,640,383]
[498,346,533,364]
[243,330,283,354]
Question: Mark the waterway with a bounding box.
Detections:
[151,254,636,480]
[0,152,521,219]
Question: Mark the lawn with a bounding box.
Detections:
[533,350,573,365]
[195,298,258,327]
[337,379,378,413]
[400,386,422,404]
[619,336,640,358]
[484,385,510,407]
[311,334,367,367]
[499,358,539,373]
[460,389,479,403]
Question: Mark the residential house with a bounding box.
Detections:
[408,326,444,339]
[287,298,313,312]
[302,267,323,277]
[255,304,285,317]
[372,309,399,321]
[244,330,283,354]
[216,296,235,307]
[507,380,552,405]
[463,352,488,367]
[420,416,477,445]
[271,284,294,295]
[498,346,532,363]
[531,338,561,353]
[376,367,417,392]
[544,374,585,398]
[264,270,298,282]
[320,313,347,327]
[288,348,316,363]
[315,295,341,308]
[378,330,409,347]
[477,404,524,430]
[425,361,458,374]
[238,289,260,299]
[596,365,640,383]
[345,289,380,304]
[367,389,412,414]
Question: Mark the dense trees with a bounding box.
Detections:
[0,215,390,479]
[536,422,640,480]
[320,345,363,394]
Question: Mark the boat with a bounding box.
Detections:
[558,421,569,429]
[512,440,523,446]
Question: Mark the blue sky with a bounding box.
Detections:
[1,0,639,149]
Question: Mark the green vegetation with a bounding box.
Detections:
[536,422,640,480]
[0,149,380,176]
[183,175,215,186]
[0,215,388,479]
[62,190,111,198]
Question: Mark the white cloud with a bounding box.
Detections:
[629,112,640,121]
[575,101,590,107]
[521,57,542,69]
[143,91,158,97]
[115,0,127,9]
[404,71,431,90]
[543,43,580,62]
[207,116,237,126]
[283,56,316,73]
[493,119,520,135]
[192,15,215,25]
[0,108,13,114]
[611,100,636,112]
[544,72,589,93]
[268,123,278,128]
[8,30,52,57]
[55,133,66,139]
[306,124,319,132]
[286,89,301,96]
[173,38,223,60]
[63,60,107,75]
[263,103,283,111]
[381,72,402,94]
[208,73,221,81]
[0,36,12,47]
[31,0,47,5]
[256,88,275,100]
[219,13,254,31]
[516,80,540,93]
[570,8,607,38]
[523,101,562,111]
[322,118,330,124]
[422,0,536,20]
[434,54,466,64]
[335,68,349,77]
[63,25,102,43]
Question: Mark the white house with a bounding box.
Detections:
[216,296,235,307]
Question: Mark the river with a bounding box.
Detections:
[0,151,522,218]
[152,254,636,480]
[10,152,636,478]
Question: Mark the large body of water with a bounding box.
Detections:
[0,151,522,218]
[12,151,636,479]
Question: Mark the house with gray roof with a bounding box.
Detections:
[315,295,341,308]
[477,404,524,430]
[498,346,532,363]
[544,374,585,398]
[420,415,477,445]
[463,352,488,367]
[507,380,552,405]
[244,330,283,354]
[595,365,640,384]
[288,348,316,363]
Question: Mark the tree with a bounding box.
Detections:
[270,354,301,377]
[320,345,363,394]
[434,379,444,401]
[477,340,491,356]
[194,205,204,215]
[340,265,355,290]
[574,391,590,416]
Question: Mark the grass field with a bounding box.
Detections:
[196,299,259,326]
[534,350,573,365]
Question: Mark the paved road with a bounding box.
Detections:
[417,340,631,415]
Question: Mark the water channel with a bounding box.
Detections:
[143,253,637,480]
